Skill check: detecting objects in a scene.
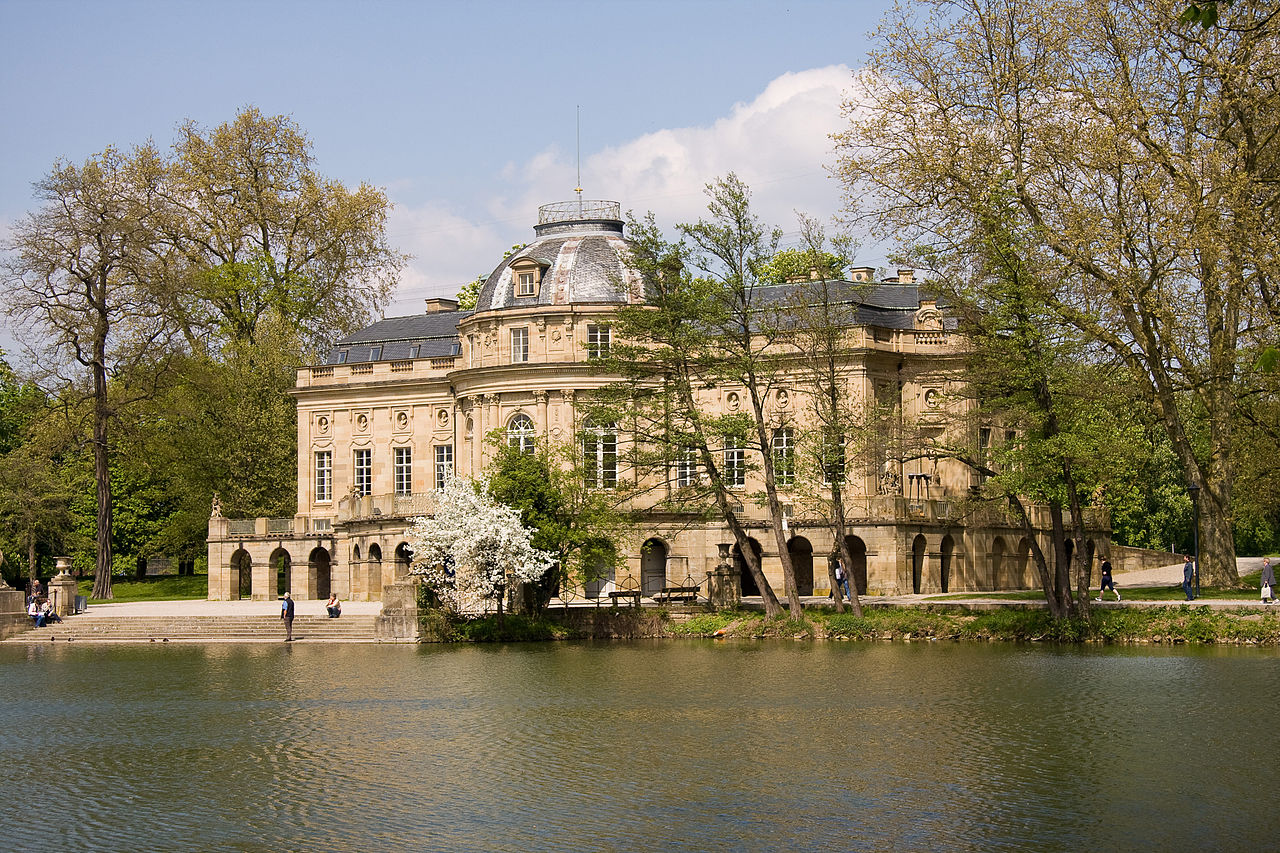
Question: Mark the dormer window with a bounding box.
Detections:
[511,259,542,298]
[370,345,382,361]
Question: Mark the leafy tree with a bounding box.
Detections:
[760,247,847,284]
[159,107,405,356]
[771,218,868,615]
[486,439,631,609]
[838,0,1280,585]
[3,145,178,599]
[406,474,554,615]
[455,275,484,311]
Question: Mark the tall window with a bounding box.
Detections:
[978,427,992,484]
[676,445,698,488]
[587,324,611,359]
[511,327,529,363]
[583,421,617,489]
[516,271,536,296]
[772,428,795,486]
[315,451,332,503]
[434,445,453,490]
[724,435,745,488]
[394,446,412,496]
[354,448,372,496]
[507,414,536,454]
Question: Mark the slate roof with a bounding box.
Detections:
[327,311,470,364]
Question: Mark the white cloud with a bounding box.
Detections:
[384,64,874,316]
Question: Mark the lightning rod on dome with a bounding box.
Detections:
[575,105,583,216]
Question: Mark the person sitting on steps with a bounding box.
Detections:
[325,593,341,618]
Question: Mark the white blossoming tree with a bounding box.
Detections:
[405,473,555,615]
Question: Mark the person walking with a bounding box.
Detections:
[1182,555,1196,601]
[835,559,852,600]
[1261,557,1276,605]
[1097,560,1120,602]
[281,591,295,641]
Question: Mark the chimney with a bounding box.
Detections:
[849,266,876,282]
[897,268,914,284]
[425,297,459,314]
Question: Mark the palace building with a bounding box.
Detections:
[207,199,1110,605]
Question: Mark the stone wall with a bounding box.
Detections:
[1110,544,1179,574]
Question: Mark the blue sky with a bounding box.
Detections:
[1,0,896,342]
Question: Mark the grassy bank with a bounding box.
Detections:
[424,603,1280,646]
[76,573,209,603]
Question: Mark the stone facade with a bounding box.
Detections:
[208,200,1109,603]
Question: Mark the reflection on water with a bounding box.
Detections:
[1,641,1276,851]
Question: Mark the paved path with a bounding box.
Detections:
[75,598,383,619]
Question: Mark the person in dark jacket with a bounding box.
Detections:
[1096,560,1120,602]
[1261,557,1276,605]
[281,591,295,641]
[1182,555,1196,601]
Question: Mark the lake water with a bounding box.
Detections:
[1,640,1275,851]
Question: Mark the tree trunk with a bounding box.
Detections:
[1197,476,1237,588]
[91,345,114,601]
[831,487,862,617]
[27,536,37,584]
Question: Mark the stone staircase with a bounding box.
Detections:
[5,613,388,643]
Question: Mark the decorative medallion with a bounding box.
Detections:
[924,389,940,409]
[355,413,369,432]
[316,415,330,434]
[395,410,410,430]
[726,391,741,412]
[437,408,450,427]
[776,389,790,409]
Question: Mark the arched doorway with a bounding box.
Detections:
[912,535,927,594]
[395,543,412,580]
[270,547,291,597]
[992,537,1007,589]
[787,536,814,596]
[734,538,764,597]
[940,535,954,593]
[369,543,384,597]
[641,538,668,596]
[230,549,252,601]
[310,547,331,601]
[1016,537,1034,588]
[843,535,868,595]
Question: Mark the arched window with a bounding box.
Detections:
[583,420,617,489]
[507,413,535,454]
[772,427,795,486]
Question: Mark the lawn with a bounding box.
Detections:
[77,573,209,603]
[927,570,1267,602]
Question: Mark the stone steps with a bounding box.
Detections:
[5,614,389,643]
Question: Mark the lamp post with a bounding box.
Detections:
[1187,483,1201,598]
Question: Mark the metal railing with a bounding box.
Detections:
[538,200,620,224]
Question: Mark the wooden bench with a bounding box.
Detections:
[656,586,699,604]
[608,590,641,608]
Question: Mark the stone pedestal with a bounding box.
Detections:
[375,578,421,640]
[0,581,28,639]
[706,543,740,609]
[48,568,78,617]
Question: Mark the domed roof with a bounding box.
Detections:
[474,200,648,312]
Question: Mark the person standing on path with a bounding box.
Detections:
[281,591,295,641]
[834,560,852,601]
[1182,555,1196,601]
[1097,560,1121,601]
[1262,557,1276,605]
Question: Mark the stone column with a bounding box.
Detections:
[466,395,482,476]
[484,394,501,467]
[534,390,549,435]
[561,389,576,430]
